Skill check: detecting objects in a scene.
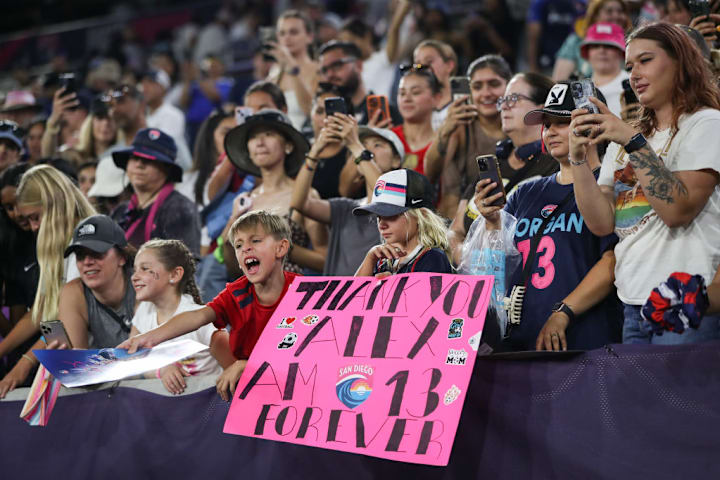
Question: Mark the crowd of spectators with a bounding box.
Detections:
[2,0,720,399]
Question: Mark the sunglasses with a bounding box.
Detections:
[101,85,138,103]
[319,57,356,75]
[75,248,110,262]
[496,93,534,111]
[0,120,21,133]
[399,63,431,73]
[399,63,440,90]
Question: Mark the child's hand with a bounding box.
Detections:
[216,359,247,402]
[159,363,190,395]
[117,332,158,353]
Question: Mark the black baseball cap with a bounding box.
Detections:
[524,81,607,125]
[353,169,434,216]
[64,215,127,257]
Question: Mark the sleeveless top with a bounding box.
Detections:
[84,274,136,348]
[461,121,505,195]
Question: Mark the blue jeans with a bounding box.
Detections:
[196,253,229,304]
[622,303,720,345]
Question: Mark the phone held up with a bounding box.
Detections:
[259,27,277,62]
[450,76,471,103]
[40,320,73,348]
[476,154,506,207]
[235,106,254,125]
[366,94,390,124]
[621,79,638,105]
[324,96,348,117]
[570,79,599,114]
[688,0,710,20]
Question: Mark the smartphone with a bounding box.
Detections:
[450,76,471,102]
[259,27,277,62]
[324,96,348,117]
[621,79,638,105]
[40,320,73,348]
[688,0,710,19]
[366,94,390,124]
[235,106,253,125]
[476,154,506,207]
[570,79,599,114]
[59,73,77,95]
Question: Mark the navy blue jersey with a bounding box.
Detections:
[374,247,452,275]
[503,172,621,351]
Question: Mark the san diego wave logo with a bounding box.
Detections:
[374,180,386,197]
[541,204,557,218]
[336,365,374,409]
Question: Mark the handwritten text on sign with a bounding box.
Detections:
[223,273,492,466]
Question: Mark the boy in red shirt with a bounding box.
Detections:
[120,210,299,401]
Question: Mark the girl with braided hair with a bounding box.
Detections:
[130,239,221,394]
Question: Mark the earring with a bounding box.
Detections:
[169,280,174,284]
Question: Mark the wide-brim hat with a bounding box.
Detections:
[580,22,626,60]
[0,90,43,113]
[353,168,433,216]
[224,109,309,178]
[112,127,182,183]
[64,214,127,257]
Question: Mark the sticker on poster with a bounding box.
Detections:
[336,364,374,409]
[444,385,461,405]
[301,314,319,326]
[277,332,298,350]
[277,317,296,329]
[445,348,468,366]
[448,318,463,339]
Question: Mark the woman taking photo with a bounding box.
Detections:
[468,81,621,351]
[569,22,720,344]
[222,109,327,275]
[425,54,511,217]
[111,128,201,256]
[0,165,95,398]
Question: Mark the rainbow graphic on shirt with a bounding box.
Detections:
[613,164,653,235]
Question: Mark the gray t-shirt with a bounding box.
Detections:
[85,275,136,348]
[324,198,381,276]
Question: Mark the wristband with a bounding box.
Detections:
[624,133,647,154]
[551,302,576,322]
[305,154,319,163]
[569,156,587,166]
[287,66,300,76]
[155,368,162,379]
[21,353,37,365]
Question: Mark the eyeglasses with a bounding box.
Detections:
[320,57,356,75]
[496,93,534,111]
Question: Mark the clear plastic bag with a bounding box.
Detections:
[458,211,521,337]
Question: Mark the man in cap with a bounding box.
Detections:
[141,69,187,149]
[0,121,24,174]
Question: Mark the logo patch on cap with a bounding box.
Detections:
[148,129,161,140]
[596,24,613,34]
[78,224,96,236]
[374,181,406,199]
[546,84,568,107]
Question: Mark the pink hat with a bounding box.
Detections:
[1,90,42,113]
[581,23,626,60]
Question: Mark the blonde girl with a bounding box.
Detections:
[354,169,452,276]
[130,239,221,395]
[0,164,96,398]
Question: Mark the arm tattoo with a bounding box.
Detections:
[629,144,688,203]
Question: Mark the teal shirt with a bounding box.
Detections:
[556,33,593,79]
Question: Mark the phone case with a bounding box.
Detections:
[324,97,347,116]
[450,76,470,101]
[40,320,73,348]
[367,95,390,123]
[476,155,506,207]
[570,79,599,114]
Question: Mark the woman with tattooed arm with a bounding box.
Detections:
[568,22,720,345]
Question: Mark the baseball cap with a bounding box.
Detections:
[141,69,171,90]
[64,214,127,257]
[0,120,24,150]
[353,169,434,216]
[358,127,405,159]
[580,23,626,60]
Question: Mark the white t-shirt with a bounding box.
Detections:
[132,294,222,376]
[362,49,395,100]
[63,253,80,283]
[146,103,193,172]
[598,108,720,304]
[431,100,451,132]
[597,70,629,118]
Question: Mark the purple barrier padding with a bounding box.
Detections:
[2,341,720,479]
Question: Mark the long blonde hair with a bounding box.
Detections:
[73,114,118,163]
[16,165,96,324]
[405,208,451,260]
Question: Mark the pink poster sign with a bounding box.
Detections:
[223,273,493,466]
